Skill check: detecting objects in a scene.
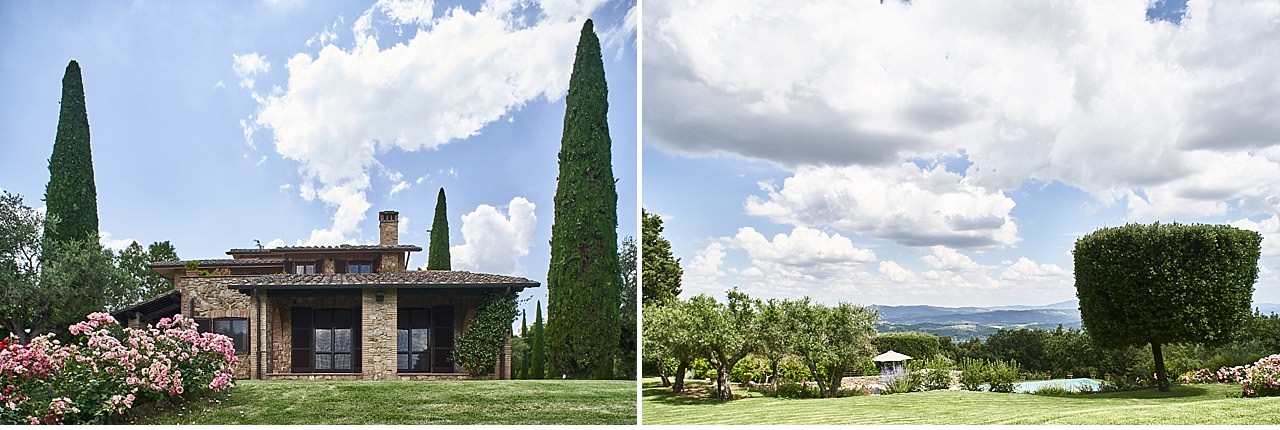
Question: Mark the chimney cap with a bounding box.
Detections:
[379,211,399,221]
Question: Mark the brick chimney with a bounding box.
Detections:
[379,211,399,246]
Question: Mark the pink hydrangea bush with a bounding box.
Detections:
[1241,354,1280,398]
[1,313,237,424]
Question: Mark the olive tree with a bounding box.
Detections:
[1073,222,1261,391]
[786,298,880,398]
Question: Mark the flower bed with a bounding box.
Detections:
[1178,354,1280,398]
[1,313,237,424]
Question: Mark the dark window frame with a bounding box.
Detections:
[347,260,373,274]
[290,307,359,374]
[195,317,249,355]
[397,305,456,373]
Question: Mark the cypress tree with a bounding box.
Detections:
[546,19,621,379]
[426,187,451,270]
[520,311,530,379]
[43,60,98,244]
[532,301,546,379]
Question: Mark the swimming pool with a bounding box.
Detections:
[1013,378,1103,393]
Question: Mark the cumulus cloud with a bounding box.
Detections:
[645,0,1280,222]
[450,197,537,274]
[98,232,135,252]
[745,162,1018,248]
[232,53,270,89]
[247,0,611,245]
[681,242,727,297]
[729,226,875,267]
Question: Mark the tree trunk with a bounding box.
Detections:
[672,360,689,393]
[1151,341,1169,392]
[808,363,828,395]
[715,365,733,400]
[770,359,780,392]
[658,368,671,387]
[825,367,844,398]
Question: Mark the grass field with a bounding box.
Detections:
[642,379,1280,425]
[135,379,637,425]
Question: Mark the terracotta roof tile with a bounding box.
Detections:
[226,244,423,254]
[151,258,283,268]
[230,270,539,289]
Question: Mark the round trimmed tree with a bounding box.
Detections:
[1073,222,1261,391]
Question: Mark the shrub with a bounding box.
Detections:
[1030,385,1073,396]
[882,374,920,395]
[874,332,941,361]
[911,355,955,391]
[1241,354,1280,398]
[836,385,870,397]
[731,355,770,384]
[763,382,821,399]
[0,313,237,424]
[958,357,987,391]
[987,359,1021,393]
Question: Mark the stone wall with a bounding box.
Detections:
[265,294,363,374]
[378,252,403,273]
[361,288,398,380]
[175,276,254,378]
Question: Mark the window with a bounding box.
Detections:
[196,318,249,354]
[291,307,356,373]
[294,262,316,274]
[397,306,455,373]
[348,261,373,274]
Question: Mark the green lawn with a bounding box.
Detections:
[135,379,637,425]
[642,379,1280,425]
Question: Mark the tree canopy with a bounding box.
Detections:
[427,187,450,270]
[1,191,122,343]
[618,236,638,379]
[546,19,621,379]
[641,209,682,305]
[116,240,179,309]
[1074,222,1261,391]
[43,60,98,246]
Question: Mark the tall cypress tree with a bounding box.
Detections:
[426,187,451,270]
[520,311,530,379]
[532,301,546,379]
[43,60,98,244]
[546,19,621,379]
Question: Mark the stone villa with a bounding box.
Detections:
[110,211,539,381]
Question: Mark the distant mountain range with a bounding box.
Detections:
[872,300,1280,340]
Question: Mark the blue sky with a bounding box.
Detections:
[643,0,1280,307]
[0,0,637,322]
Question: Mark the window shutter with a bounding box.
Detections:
[373,256,382,273]
[283,261,295,274]
[315,260,325,274]
[334,259,347,274]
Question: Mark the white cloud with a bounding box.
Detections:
[1230,215,1280,257]
[98,232,135,252]
[450,197,537,274]
[264,238,286,248]
[999,257,1068,282]
[232,53,270,89]
[646,0,1280,223]
[249,1,598,244]
[388,181,411,198]
[376,0,435,26]
[878,260,914,283]
[681,242,727,297]
[729,226,875,267]
[745,162,1018,248]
